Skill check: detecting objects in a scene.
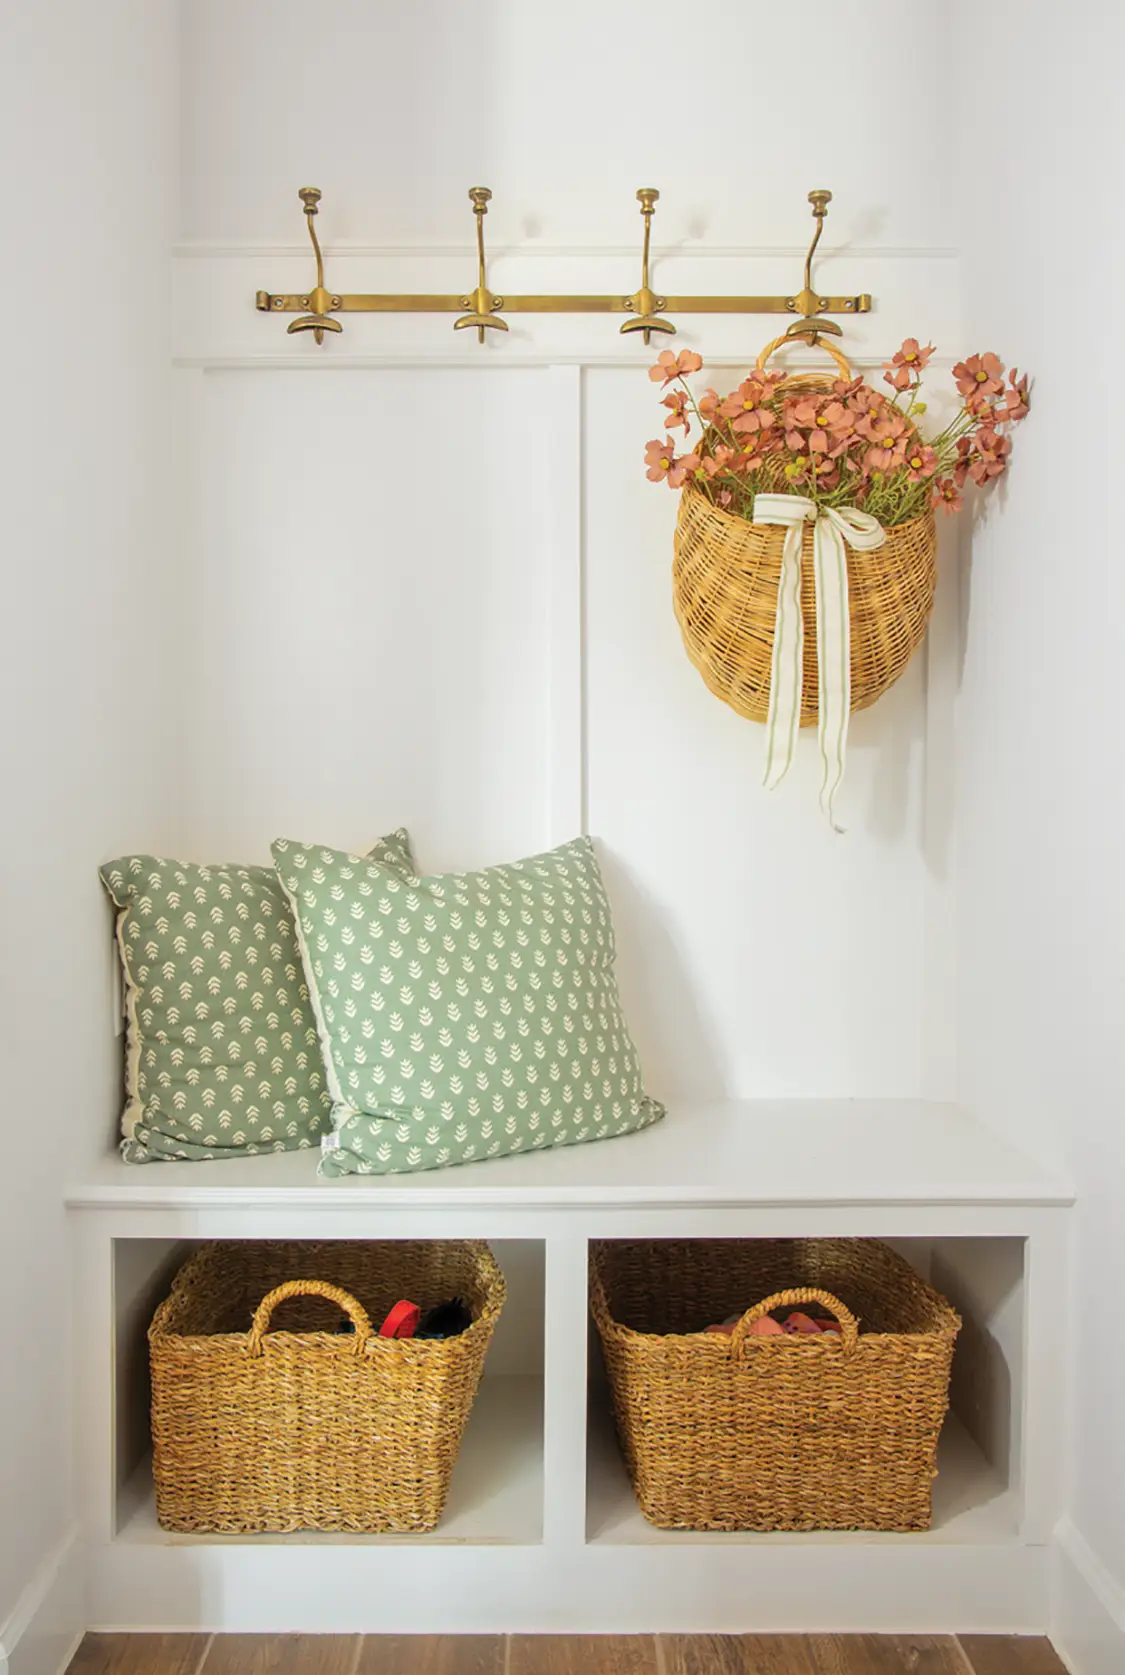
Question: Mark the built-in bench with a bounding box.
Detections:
[67,1099,1073,1636]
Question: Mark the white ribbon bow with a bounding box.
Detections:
[752,493,886,828]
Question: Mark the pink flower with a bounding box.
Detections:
[720,378,776,434]
[888,338,935,376]
[865,444,906,474]
[953,352,1004,399]
[856,409,906,442]
[904,443,938,482]
[1003,368,1030,422]
[785,395,821,428]
[965,387,1001,421]
[849,384,887,416]
[809,454,840,490]
[698,387,721,422]
[933,477,963,514]
[856,409,908,458]
[649,351,678,386]
[644,438,676,482]
[815,400,856,453]
[832,375,866,400]
[649,349,702,386]
[860,411,909,473]
[781,395,819,453]
[662,389,691,433]
[968,427,1010,483]
[667,451,701,488]
[733,447,766,473]
[702,444,736,478]
[953,434,974,488]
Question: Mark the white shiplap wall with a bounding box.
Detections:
[173,0,963,1105]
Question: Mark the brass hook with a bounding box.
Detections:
[453,188,509,343]
[284,188,343,344]
[621,188,675,345]
[783,188,843,348]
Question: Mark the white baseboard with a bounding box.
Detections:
[1052,1517,1125,1675]
[0,1527,84,1675]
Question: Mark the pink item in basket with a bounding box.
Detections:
[705,1308,844,1338]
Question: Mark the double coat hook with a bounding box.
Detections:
[454,188,508,342]
[256,186,872,344]
[285,188,343,344]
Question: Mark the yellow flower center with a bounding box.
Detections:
[910,455,922,469]
[742,398,756,410]
[816,415,830,427]
[660,458,670,470]
[975,369,988,382]
[905,351,916,363]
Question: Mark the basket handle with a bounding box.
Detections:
[755,332,853,381]
[729,1286,859,1358]
[246,1279,374,1357]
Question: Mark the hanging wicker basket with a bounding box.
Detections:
[671,336,938,725]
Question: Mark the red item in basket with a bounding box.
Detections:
[379,1300,421,1339]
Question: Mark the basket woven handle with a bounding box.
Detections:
[730,1286,859,1357]
[246,1279,374,1357]
[755,332,853,381]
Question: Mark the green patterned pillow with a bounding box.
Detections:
[101,830,414,1163]
[271,834,664,1176]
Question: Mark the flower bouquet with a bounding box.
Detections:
[650,334,1029,820]
[646,339,1029,521]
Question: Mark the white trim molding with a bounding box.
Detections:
[174,240,961,263]
[173,353,960,374]
[1052,1517,1125,1675]
[0,1525,83,1675]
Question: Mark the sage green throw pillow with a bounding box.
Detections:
[100,830,414,1163]
[271,835,664,1175]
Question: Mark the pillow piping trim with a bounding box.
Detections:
[113,905,146,1144]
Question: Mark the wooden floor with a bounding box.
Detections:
[67,1634,1069,1674]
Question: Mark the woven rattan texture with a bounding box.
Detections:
[671,366,938,726]
[149,1240,505,1534]
[590,1238,960,1532]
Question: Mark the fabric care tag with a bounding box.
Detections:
[321,1132,341,1153]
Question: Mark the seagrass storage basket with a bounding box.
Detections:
[590,1237,961,1532]
[671,337,938,725]
[149,1239,505,1534]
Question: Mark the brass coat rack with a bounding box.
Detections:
[256,187,871,346]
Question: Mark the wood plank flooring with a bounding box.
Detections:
[65,1635,1070,1675]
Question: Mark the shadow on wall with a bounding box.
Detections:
[848,652,925,849]
[596,842,732,1104]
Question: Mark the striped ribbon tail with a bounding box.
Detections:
[753,494,814,791]
[753,494,886,827]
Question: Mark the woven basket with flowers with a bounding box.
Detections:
[646,334,1030,820]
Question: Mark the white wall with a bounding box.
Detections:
[180,0,957,251]
[176,0,960,1102]
[0,0,178,1646]
[952,0,1125,1646]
